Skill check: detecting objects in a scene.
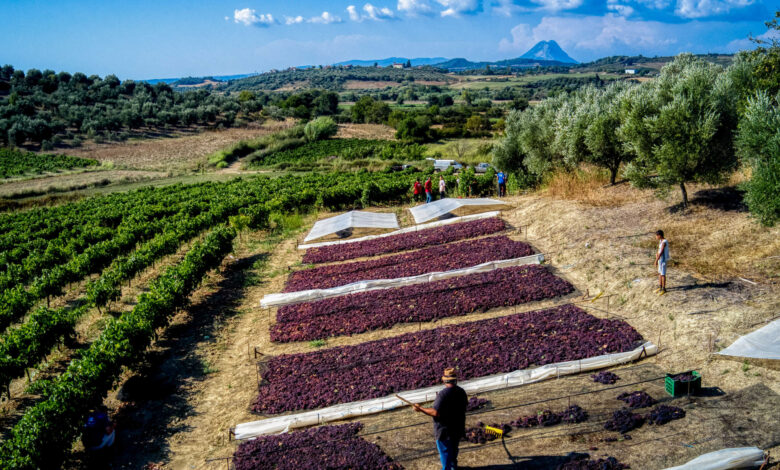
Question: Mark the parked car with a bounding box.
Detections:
[475,162,492,173]
[388,164,413,172]
[433,160,463,172]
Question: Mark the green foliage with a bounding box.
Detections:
[736,91,780,226]
[621,54,738,206]
[0,147,98,178]
[246,138,425,169]
[351,96,391,124]
[395,115,433,142]
[304,116,338,142]
[0,66,250,146]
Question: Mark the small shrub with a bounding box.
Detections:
[304,116,338,142]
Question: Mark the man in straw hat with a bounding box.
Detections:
[413,367,468,470]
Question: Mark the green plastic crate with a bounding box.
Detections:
[665,370,701,397]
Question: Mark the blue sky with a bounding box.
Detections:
[0,0,775,79]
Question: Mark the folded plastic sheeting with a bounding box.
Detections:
[409,198,508,224]
[303,211,399,243]
[233,341,657,439]
[717,319,780,360]
[298,211,500,250]
[260,253,544,308]
[663,447,765,470]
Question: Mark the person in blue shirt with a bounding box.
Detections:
[496,171,506,197]
[83,407,116,454]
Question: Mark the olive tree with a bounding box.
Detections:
[735,91,780,226]
[620,54,738,207]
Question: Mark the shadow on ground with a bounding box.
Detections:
[64,252,269,469]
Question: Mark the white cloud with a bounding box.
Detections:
[310,11,343,24]
[347,3,396,21]
[607,0,635,16]
[398,0,434,15]
[285,15,305,25]
[233,8,275,27]
[674,0,753,18]
[529,0,583,11]
[436,0,481,16]
[499,15,676,55]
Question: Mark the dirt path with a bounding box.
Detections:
[87,191,778,470]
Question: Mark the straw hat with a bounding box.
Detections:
[442,368,458,383]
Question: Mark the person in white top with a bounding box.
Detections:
[439,176,446,199]
[654,230,670,295]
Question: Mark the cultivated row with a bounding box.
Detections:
[271,264,574,342]
[302,217,507,264]
[253,304,643,414]
[284,235,534,292]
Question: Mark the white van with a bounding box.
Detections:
[433,160,463,172]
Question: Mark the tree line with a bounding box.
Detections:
[494,15,779,226]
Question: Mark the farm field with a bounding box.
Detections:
[41,182,775,470]
[449,72,623,90]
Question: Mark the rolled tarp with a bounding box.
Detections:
[233,341,657,439]
[260,253,544,308]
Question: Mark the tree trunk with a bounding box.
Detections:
[609,167,618,185]
[680,182,688,208]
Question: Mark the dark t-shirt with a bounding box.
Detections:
[432,384,468,441]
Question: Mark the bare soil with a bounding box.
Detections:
[335,123,397,140]
[67,189,779,469]
[66,122,293,172]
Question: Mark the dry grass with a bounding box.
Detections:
[542,166,653,207]
[0,169,165,198]
[335,123,397,140]
[66,121,294,171]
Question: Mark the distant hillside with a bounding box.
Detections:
[521,40,578,64]
[143,73,257,85]
[432,57,570,71]
[333,57,448,67]
[220,66,452,92]
[574,53,733,74]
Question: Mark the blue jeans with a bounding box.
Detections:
[426,192,432,203]
[436,438,459,470]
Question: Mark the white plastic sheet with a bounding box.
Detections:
[303,211,399,243]
[717,319,780,360]
[409,198,508,224]
[260,253,544,307]
[298,212,500,250]
[234,341,657,439]
[663,447,765,470]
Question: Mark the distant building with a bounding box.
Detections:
[391,62,404,69]
[625,69,636,75]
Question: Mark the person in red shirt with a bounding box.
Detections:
[424,177,433,203]
[413,178,422,202]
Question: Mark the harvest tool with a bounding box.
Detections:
[395,394,416,407]
[484,425,504,438]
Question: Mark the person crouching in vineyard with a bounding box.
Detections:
[413,368,467,470]
[413,178,422,203]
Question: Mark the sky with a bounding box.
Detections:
[0,0,775,79]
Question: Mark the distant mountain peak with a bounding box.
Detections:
[521,40,578,64]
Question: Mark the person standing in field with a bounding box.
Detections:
[413,178,422,203]
[654,230,670,295]
[439,176,446,199]
[413,368,467,470]
[424,176,433,203]
[497,170,507,197]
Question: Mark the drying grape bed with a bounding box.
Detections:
[302,217,507,264]
[233,423,402,470]
[284,235,534,292]
[252,304,643,414]
[271,264,574,342]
